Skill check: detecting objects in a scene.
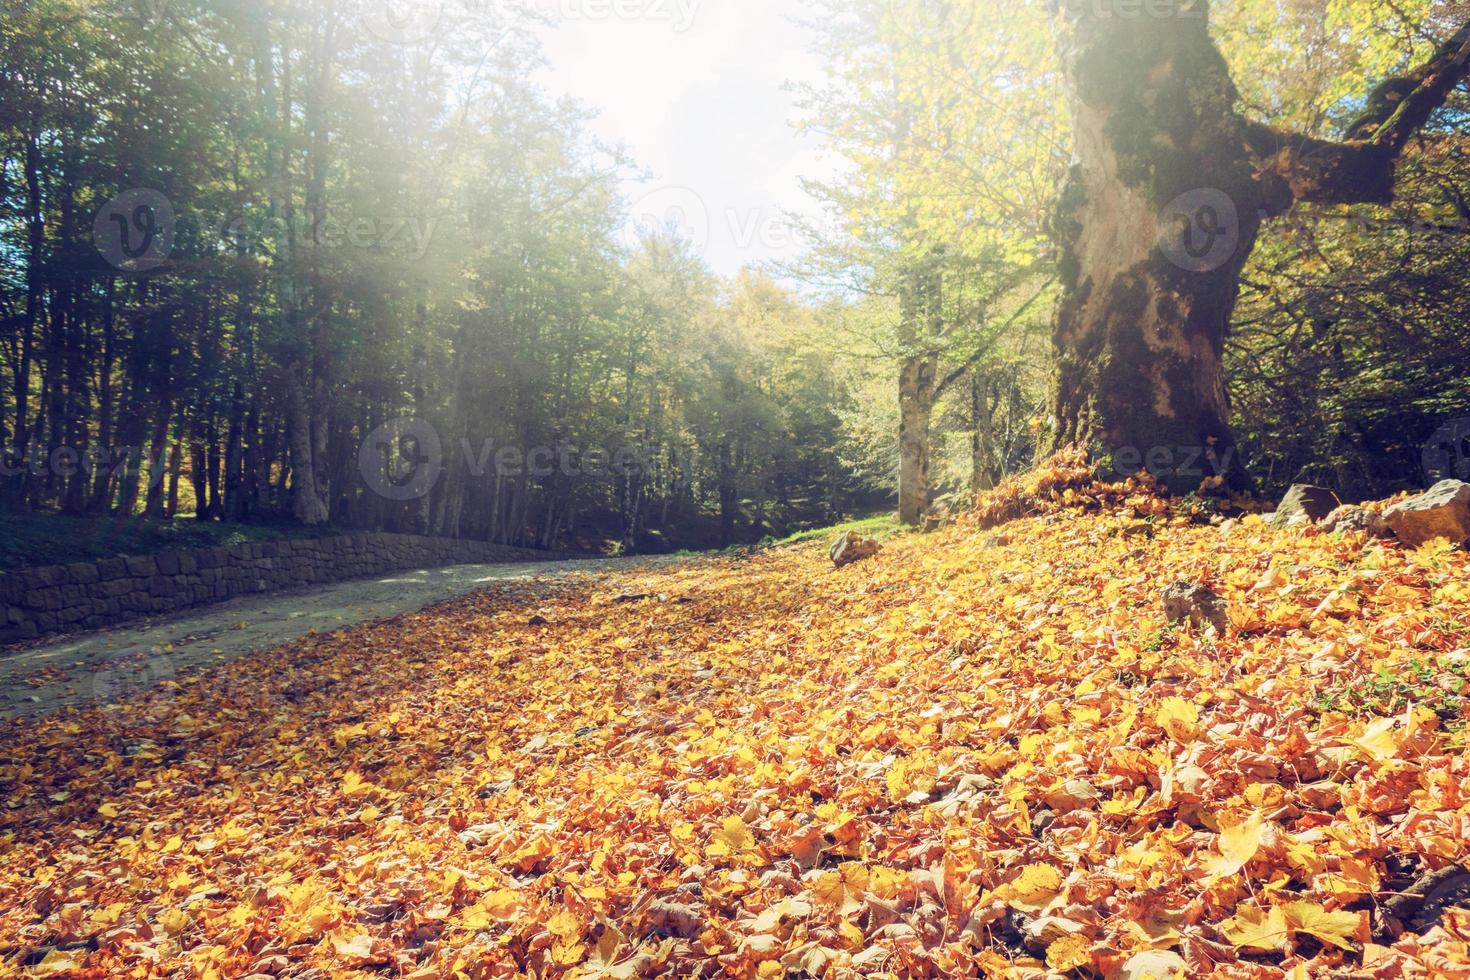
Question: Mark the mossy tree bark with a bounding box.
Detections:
[1050,0,1470,492]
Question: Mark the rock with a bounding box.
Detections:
[1162,582,1229,633]
[830,531,881,568]
[1384,480,1470,548]
[1271,485,1340,529]
[1318,504,1390,537]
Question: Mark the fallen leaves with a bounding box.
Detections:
[1,457,1469,976]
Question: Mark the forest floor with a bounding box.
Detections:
[3,458,1470,978]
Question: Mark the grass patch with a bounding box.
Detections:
[1315,658,1469,731]
[0,512,343,572]
[764,513,906,549]
[668,514,905,559]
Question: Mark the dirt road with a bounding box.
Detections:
[1,558,631,720]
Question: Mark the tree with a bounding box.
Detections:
[797,0,1062,524]
[1048,0,1470,491]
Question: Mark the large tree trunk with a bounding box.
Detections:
[1049,2,1263,491]
[1049,1,1470,492]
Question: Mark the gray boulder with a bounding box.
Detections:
[1271,485,1340,529]
[830,531,882,568]
[1162,582,1229,632]
[1384,480,1470,548]
[1318,504,1390,538]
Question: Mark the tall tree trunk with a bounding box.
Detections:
[224,380,246,522]
[972,371,997,493]
[89,276,118,513]
[8,114,44,505]
[143,398,171,519]
[897,358,935,526]
[896,258,941,526]
[1049,2,1470,492]
[286,369,329,524]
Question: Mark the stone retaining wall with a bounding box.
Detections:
[0,534,572,645]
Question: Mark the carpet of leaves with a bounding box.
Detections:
[3,473,1470,978]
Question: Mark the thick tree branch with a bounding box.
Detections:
[1242,18,1470,209]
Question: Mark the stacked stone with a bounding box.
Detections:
[0,535,571,645]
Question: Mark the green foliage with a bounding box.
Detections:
[0,1,878,553]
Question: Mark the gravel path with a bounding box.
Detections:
[1,558,633,720]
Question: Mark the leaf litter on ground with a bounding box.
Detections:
[2,452,1469,977]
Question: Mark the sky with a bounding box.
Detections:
[531,0,836,277]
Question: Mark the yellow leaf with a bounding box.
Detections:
[1121,949,1187,980]
[547,907,582,941]
[1155,697,1199,741]
[1207,811,1265,879]
[1285,901,1362,950]
[98,802,120,818]
[1221,904,1288,952]
[1046,933,1092,972]
[994,863,1062,913]
[1349,717,1401,763]
[812,862,868,916]
[706,814,756,857]
[341,771,374,796]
